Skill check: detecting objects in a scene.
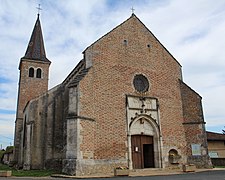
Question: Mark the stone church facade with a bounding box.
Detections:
[14,13,211,175]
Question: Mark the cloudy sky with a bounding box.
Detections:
[0,0,225,149]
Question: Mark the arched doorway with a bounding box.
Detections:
[128,115,161,169]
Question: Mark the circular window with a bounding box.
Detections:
[133,74,149,93]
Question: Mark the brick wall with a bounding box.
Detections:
[14,58,50,166]
[17,59,50,119]
[180,81,206,150]
[180,81,211,167]
[79,14,187,168]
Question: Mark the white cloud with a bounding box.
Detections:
[0,0,224,146]
[0,114,15,149]
[139,0,225,130]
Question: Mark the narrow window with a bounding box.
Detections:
[36,68,42,78]
[29,67,34,77]
[23,116,27,147]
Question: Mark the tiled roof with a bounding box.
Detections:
[62,59,85,86]
[207,131,225,141]
[23,15,50,62]
[68,68,90,88]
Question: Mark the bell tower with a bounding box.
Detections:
[13,13,51,165]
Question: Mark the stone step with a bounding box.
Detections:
[132,168,162,172]
[0,171,12,177]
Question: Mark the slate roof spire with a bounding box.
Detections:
[23,13,50,62]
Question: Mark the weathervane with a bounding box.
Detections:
[36,4,42,16]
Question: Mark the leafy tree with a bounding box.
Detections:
[5,146,13,153]
[223,127,225,134]
[0,149,5,161]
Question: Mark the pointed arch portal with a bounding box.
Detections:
[128,115,162,169]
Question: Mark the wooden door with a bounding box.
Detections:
[131,135,142,169]
[131,135,154,169]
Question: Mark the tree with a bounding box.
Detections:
[223,127,225,134]
[0,149,5,162]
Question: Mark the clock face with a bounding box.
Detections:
[133,74,149,93]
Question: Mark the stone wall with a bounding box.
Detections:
[21,85,67,170]
[187,156,212,168]
[75,159,127,176]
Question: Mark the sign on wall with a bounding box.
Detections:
[191,144,201,156]
[209,152,219,158]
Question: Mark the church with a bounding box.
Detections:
[13,12,212,175]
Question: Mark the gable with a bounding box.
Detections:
[84,14,181,71]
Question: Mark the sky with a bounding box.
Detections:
[0,0,225,149]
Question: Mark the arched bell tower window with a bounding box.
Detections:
[28,67,34,77]
[36,68,42,78]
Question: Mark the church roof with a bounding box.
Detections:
[68,67,91,88]
[207,131,225,141]
[22,14,50,63]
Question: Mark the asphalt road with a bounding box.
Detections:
[0,170,225,180]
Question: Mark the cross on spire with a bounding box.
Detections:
[36,4,42,17]
[131,6,135,14]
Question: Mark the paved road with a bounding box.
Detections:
[0,170,225,180]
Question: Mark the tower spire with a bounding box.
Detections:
[22,12,50,63]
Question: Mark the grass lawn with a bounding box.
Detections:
[0,163,57,177]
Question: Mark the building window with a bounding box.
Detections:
[28,67,34,77]
[36,68,42,78]
[133,74,149,93]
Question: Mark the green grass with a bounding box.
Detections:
[0,163,57,177]
[0,163,11,170]
[13,169,56,177]
[214,166,225,168]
